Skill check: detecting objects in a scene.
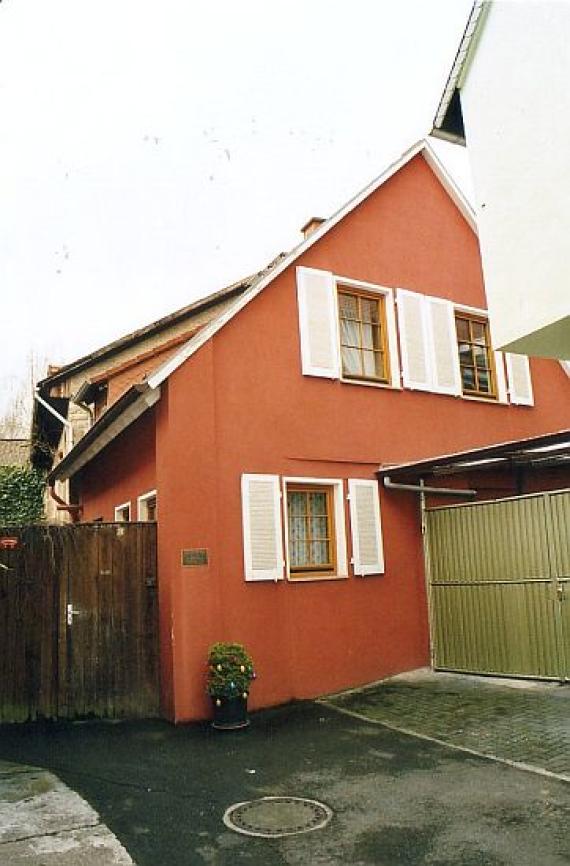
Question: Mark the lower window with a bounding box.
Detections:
[287,485,336,576]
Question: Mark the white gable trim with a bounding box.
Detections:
[147,139,477,391]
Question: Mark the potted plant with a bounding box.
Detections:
[206,642,256,730]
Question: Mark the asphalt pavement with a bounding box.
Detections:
[0,699,568,866]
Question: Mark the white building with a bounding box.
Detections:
[433,0,570,361]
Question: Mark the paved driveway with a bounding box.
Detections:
[0,700,568,866]
[324,669,570,780]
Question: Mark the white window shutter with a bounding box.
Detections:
[425,297,461,396]
[396,289,431,391]
[505,353,534,406]
[296,267,340,378]
[384,291,401,388]
[493,351,508,403]
[241,474,284,581]
[348,479,384,576]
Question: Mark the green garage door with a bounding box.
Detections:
[425,490,570,680]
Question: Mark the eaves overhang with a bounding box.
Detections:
[378,430,570,480]
[431,1,490,146]
[48,383,161,483]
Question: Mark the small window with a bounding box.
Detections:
[338,289,390,383]
[114,502,131,522]
[138,490,157,521]
[455,314,496,398]
[286,485,336,577]
[94,383,108,421]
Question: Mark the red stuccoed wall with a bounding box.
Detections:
[151,156,570,720]
[78,408,157,521]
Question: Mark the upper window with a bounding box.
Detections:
[286,485,336,577]
[138,490,157,521]
[114,502,131,522]
[455,314,496,398]
[338,289,390,383]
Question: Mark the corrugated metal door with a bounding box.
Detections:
[426,490,569,680]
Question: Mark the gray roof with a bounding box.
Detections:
[0,439,31,467]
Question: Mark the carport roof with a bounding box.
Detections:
[378,429,570,479]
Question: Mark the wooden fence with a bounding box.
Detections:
[0,522,159,722]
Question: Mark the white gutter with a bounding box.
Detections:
[432,1,490,138]
[34,391,72,428]
[383,476,477,498]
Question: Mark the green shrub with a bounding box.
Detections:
[0,466,45,524]
[206,642,256,699]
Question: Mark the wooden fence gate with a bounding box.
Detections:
[0,522,159,722]
[425,489,570,681]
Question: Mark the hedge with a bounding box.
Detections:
[0,466,45,524]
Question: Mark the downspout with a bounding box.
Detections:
[382,476,477,672]
[49,485,82,523]
[35,391,80,521]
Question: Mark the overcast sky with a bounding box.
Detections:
[0,0,474,421]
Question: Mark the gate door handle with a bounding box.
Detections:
[66,604,81,626]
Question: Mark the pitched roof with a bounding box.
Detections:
[0,439,31,467]
[50,138,476,482]
[146,139,475,391]
[38,260,285,391]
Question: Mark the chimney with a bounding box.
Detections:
[300,217,326,240]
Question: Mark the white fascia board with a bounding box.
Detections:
[149,138,475,390]
[56,387,161,481]
[422,140,477,233]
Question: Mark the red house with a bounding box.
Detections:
[49,140,570,721]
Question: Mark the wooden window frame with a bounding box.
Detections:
[455,312,497,400]
[283,478,348,582]
[114,501,131,522]
[337,285,391,384]
[137,489,157,521]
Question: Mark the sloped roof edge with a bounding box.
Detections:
[53,138,477,479]
[148,138,476,391]
[37,275,252,390]
[377,428,570,478]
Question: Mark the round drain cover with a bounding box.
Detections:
[223,796,332,838]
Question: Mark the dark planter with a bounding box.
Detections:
[211,695,250,730]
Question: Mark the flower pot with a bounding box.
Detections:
[211,695,250,730]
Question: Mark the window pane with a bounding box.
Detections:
[461,367,475,390]
[339,293,358,319]
[308,491,327,515]
[472,321,487,344]
[361,298,379,323]
[310,540,330,565]
[363,350,382,378]
[478,369,491,392]
[341,346,362,376]
[474,346,489,369]
[455,318,469,340]
[340,318,360,347]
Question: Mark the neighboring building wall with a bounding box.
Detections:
[152,155,570,721]
[460,1,570,358]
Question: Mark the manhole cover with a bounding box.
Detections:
[223,796,332,838]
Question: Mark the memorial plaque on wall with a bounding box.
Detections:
[181,548,209,567]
